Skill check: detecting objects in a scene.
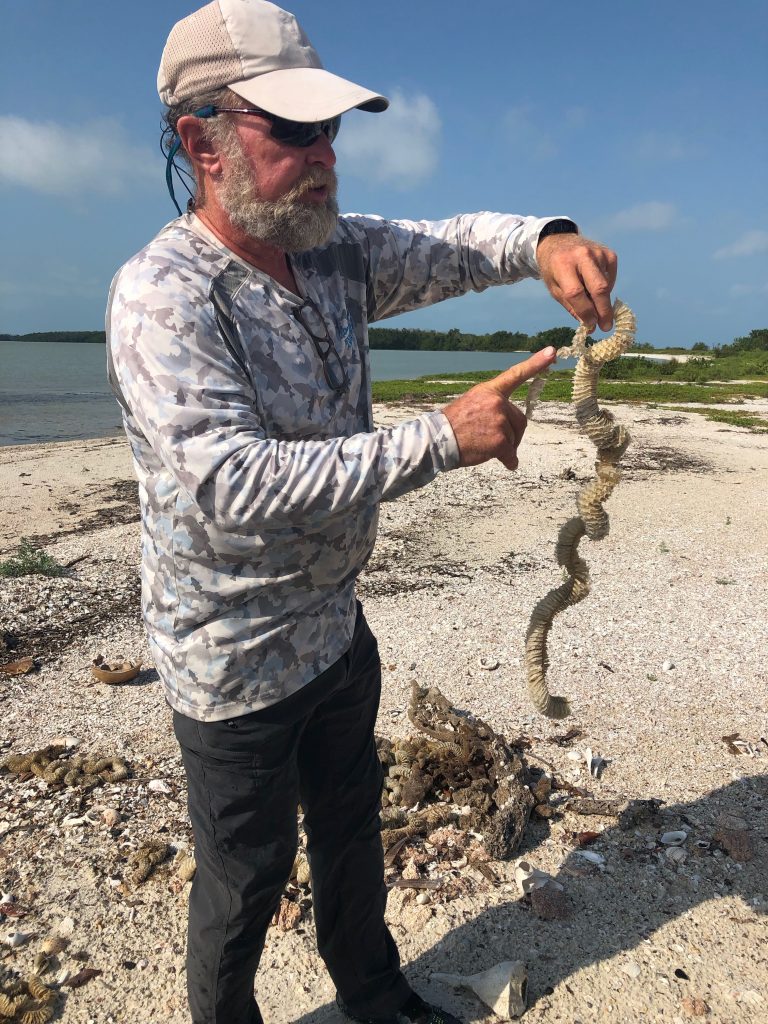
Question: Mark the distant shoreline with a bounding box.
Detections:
[0,337,695,357]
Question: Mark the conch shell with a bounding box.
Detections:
[432,960,528,1020]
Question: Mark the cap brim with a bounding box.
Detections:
[229,67,388,121]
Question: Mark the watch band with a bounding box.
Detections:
[538,219,579,242]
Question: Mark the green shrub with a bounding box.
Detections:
[0,538,65,578]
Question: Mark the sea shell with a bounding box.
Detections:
[665,846,688,864]
[148,779,171,794]
[660,830,687,846]
[91,655,143,684]
[574,850,606,866]
[50,735,81,750]
[477,657,500,671]
[41,935,68,955]
[514,860,563,895]
[62,813,91,828]
[0,656,35,676]
[102,808,121,828]
[584,747,607,777]
[3,930,32,948]
[175,852,197,882]
[33,950,51,975]
[433,961,528,1020]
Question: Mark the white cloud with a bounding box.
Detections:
[628,132,687,161]
[729,281,768,297]
[606,201,678,232]
[713,230,768,260]
[335,89,441,189]
[503,105,557,159]
[0,116,158,196]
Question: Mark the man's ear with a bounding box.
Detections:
[177,116,222,177]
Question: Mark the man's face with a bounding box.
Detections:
[212,113,339,252]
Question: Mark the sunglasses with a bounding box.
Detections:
[194,104,341,148]
[294,300,350,394]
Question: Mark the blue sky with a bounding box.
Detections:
[1,0,766,347]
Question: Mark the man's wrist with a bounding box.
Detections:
[537,219,579,248]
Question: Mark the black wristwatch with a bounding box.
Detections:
[538,219,579,243]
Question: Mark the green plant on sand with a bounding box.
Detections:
[0,538,65,578]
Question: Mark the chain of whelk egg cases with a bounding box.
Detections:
[0,969,56,1024]
[1,747,129,788]
[523,299,636,719]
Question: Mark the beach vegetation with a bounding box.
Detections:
[663,406,768,433]
[0,538,65,578]
[370,372,768,406]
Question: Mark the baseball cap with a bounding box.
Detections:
[158,0,389,122]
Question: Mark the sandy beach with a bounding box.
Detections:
[1,397,766,1024]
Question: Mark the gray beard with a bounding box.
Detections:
[216,140,339,252]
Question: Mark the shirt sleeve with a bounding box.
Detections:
[342,211,573,322]
[107,263,460,533]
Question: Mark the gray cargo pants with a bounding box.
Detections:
[172,605,412,1023]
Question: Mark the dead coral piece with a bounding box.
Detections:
[713,827,753,863]
[530,883,571,921]
[272,898,302,932]
[378,683,534,859]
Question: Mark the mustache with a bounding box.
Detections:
[287,168,338,200]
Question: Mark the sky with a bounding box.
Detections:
[1,0,766,348]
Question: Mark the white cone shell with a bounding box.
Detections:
[432,960,528,1019]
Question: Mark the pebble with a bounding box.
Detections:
[622,961,642,979]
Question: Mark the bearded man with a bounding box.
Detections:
[107,2,617,1022]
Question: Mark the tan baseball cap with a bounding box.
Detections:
[158,0,389,122]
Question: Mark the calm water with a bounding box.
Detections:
[0,341,566,447]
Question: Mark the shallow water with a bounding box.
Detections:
[0,341,569,446]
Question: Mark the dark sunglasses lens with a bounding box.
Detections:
[299,304,326,336]
[324,350,347,391]
[270,115,341,147]
[324,116,341,144]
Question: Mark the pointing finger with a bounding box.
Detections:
[484,346,557,398]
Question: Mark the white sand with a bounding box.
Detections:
[1,398,766,1023]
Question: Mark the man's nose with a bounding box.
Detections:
[307,131,336,169]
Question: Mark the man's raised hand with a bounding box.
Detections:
[536,233,617,332]
[442,347,557,470]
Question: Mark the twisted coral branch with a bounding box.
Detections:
[524,299,636,718]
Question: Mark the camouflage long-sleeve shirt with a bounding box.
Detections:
[107,210,561,721]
